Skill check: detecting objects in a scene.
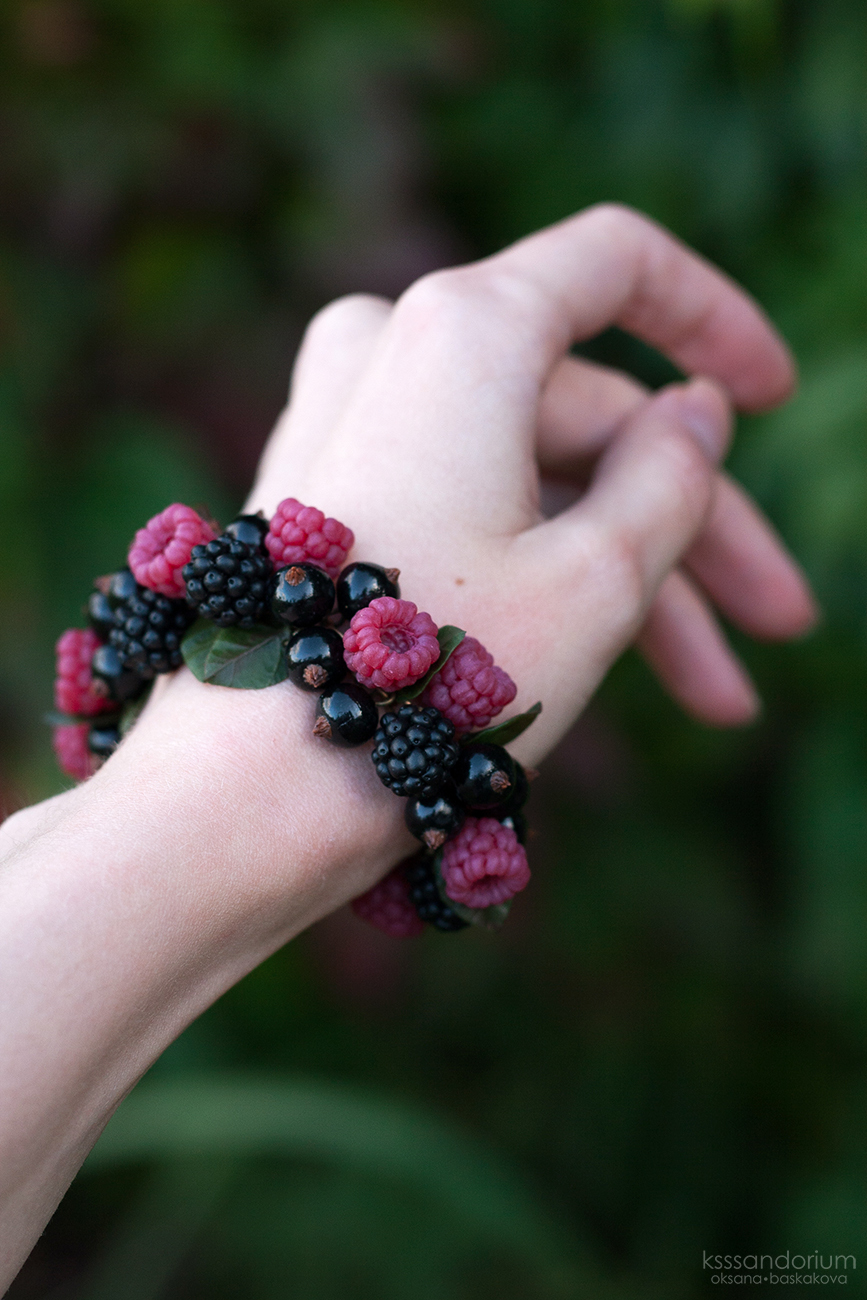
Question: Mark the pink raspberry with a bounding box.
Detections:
[265,498,353,578]
[351,863,425,937]
[52,723,98,782]
[128,503,216,598]
[344,597,439,692]
[420,635,516,733]
[55,628,112,717]
[442,817,530,910]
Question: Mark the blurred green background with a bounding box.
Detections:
[2,0,866,1296]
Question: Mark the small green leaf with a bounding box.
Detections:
[43,710,92,727]
[119,683,153,736]
[181,619,288,689]
[433,853,513,931]
[393,626,465,705]
[464,701,542,747]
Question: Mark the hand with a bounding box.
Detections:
[0,205,816,1275]
[250,202,815,752]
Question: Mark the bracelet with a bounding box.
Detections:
[50,500,541,937]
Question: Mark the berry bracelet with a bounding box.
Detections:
[50,501,542,937]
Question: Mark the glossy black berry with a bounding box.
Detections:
[90,644,146,704]
[270,563,335,627]
[286,628,345,692]
[109,581,195,678]
[404,855,468,931]
[453,742,517,811]
[107,569,139,606]
[224,514,268,549]
[405,790,465,851]
[182,535,272,628]
[314,681,378,747]
[88,724,120,759]
[373,704,459,801]
[87,590,115,638]
[498,761,529,817]
[336,562,400,621]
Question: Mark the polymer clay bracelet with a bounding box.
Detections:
[50,501,541,936]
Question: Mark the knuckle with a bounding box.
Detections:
[579,201,645,241]
[301,293,391,350]
[581,522,647,634]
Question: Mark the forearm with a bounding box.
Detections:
[0,671,407,1282]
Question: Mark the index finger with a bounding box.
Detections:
[463,204,795,411]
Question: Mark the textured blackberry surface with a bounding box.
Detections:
[182,535,272,628]
[372,705,459,800]
[109,582,195,677]
[404,855,469,932]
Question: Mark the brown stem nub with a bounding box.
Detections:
[286,566,305,586]
[422,829,447,851]
[490,770,512,794]
[312,716,332,739]
[303,665,329,688]
[384,568,400,585]
[94,574,113,594]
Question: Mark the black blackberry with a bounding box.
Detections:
[182,535,272,628]
[404,855,468,932]
[109,582,195,677]
[91,644,146,704]
[372,705,459,801]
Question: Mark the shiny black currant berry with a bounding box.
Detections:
[88,724,120,759]
[336,562,400,621]
[224,514,268,549]
[498,761,529,817]
[453,742,517,811]
[90,645,146,704]
[405,790,465,851]
[498,811,527,845]
[314,681,378,747]
[286,628,346,692]
[87,590,115,638]
[270,564,335,627]
[107,569,139,606]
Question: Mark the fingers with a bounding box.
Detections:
[529,379,731,654]
[684,474,819,639]
[249,294,392,511]
[538,354,646,470]
[637,572,761,727]
[388,204,794,417]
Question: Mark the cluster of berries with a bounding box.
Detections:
[51,498,534,936]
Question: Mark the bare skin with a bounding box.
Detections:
[0,205,816,1286]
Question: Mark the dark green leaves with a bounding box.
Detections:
[467,701,542,747]
[393,625,465,705]
[181,619,288,690]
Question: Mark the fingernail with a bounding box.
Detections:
[656,379,732,463]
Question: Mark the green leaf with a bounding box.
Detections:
[83,1072,584,1285]
[43,710,95,727]
[392,626,465,705]
[464,701,542,747]
[181,619,288,689]
[433,853,513,931]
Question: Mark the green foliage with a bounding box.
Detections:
[2,0,867,1296]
